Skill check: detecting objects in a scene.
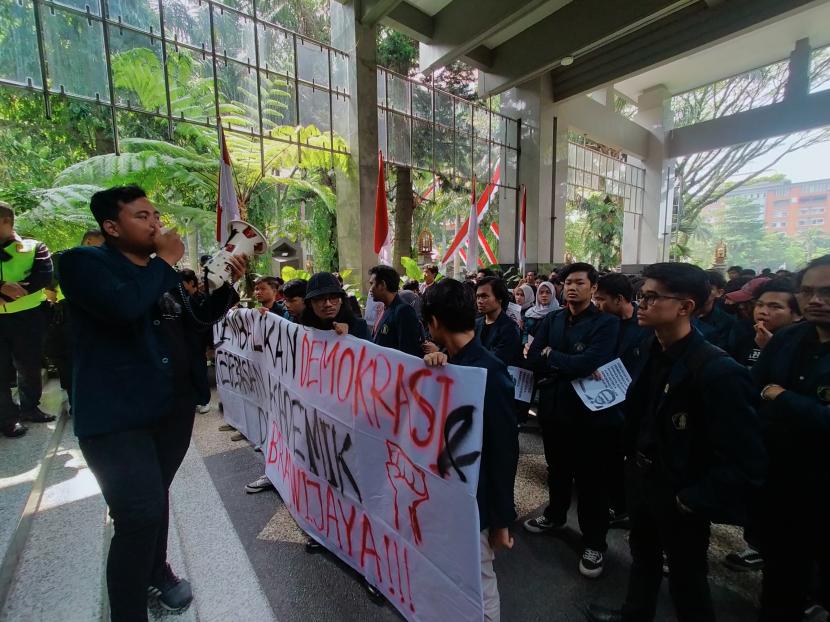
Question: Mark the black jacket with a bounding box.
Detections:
[59,243,238,438]
[693,303,736,351]
[752,321,830,492]
[475,310,521,366]
[449,337,519,532]
[624,330,766,525]
[526,304,619,426]
[372,294,423,357]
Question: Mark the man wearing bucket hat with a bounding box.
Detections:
[58,185,244,620]
[300,272,369,339]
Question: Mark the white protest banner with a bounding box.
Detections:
[571,358,632,412]
[505,302,522,325]
[507,366,534,403]
[214,309,487,621]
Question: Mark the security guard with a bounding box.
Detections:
[753,254,830,621]
[474,276,521,366]
[0,201,55,438]
[368,264,423,358]
[585,262,766,622]
[524,262,619,579]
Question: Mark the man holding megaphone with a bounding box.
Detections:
[59,185,244,621]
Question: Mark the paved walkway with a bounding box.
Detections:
[192,400,761,622]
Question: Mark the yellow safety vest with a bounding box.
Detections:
[0,237,47,314]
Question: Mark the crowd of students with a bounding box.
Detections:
[14,183,825,621]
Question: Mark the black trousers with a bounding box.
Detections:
[80,402,195,622]
[44,301,72,403]
[0,307,45,424]
[539,413,614,551]
[621,462,714,622]
[759,477,830,621]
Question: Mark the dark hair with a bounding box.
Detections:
[727,265,743,274]
[81,229,103,244]
[559,262,599,285]
[422,278,476,333]
[282,278,307,299]
[755,278,800,314]
[90,185,147,231]
[703,269,727,291]
[300,296,358,330]
[423,264,439,276]
[796,254,830,287]
[477,268,496,278]
[642,262,710,311]
[761,268,772,275]
[741,269,757,277]
[596,273,634,302]
[0,201,14,222]
[476,276,510,308]
[725,275,752,294]
[369,264,400,292]
[402,279,420,292]
[179,269,198,285]
[255,276,280,291]
[199,254,211,267]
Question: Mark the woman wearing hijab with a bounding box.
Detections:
[522,280,559,345]
[514,284,535,339]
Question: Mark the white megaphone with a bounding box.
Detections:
[203,220,269,290]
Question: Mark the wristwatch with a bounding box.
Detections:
[760,384,777,401]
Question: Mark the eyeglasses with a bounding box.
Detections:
[798,286,830,300]
[639,293,689,307]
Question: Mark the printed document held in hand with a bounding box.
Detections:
[571,358,632,412]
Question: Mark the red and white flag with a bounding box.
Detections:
[440,162,501,266]
[374,151,391,263]
[216,124,241,244]
[466,176,478,273]
[518,185,527,274]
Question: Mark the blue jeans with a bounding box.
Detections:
[79,402,195,622]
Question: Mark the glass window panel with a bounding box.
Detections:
[377,108,387,156]
[387,73,409,114]
[108,0,160,34]
[434,125,453,171]
[213,6,256,65]
[0,0,42,87]
[454,133,471,179]
[455,100,471,132]
[298,83,330,132]
[810,46,830,94]
[167,47,215,122]
[260,71,295,130]
[473,107,489,138]
[474,139,489,181]
[214,0,252,11]
[435,91,452,126]
[42,8,109,101]
[568,143,576,165]
[506,118,518,149]
[109,28,165,113]
[412,118,432,170]
[506,148,518,188]
[163,0,211,50]
[54,0,101,16]
[117,109,168,141]
[257,23,293,76]
[412,83,431,120]
[296,38,329,88]
[490,113,504,145]
[388,111,410,166]
[331,91,349,150]
[568,168,576,185]
[331,51,348,94]
[377,69,386,106]
[490,142,500,177]
[216,62,258,131]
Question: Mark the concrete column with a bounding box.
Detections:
[501,76,557,268]
[330,2,379,288]
[634,85,672,264]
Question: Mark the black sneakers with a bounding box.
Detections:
[523,515,565,533]
[724,547,764,571]
[19,407,56,423]
[579,548,605,578]
[148,564,193,612]
[1,421,27,438]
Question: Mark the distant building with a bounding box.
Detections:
[704,178,830,235]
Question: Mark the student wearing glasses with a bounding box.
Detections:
[585,262,765,622]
